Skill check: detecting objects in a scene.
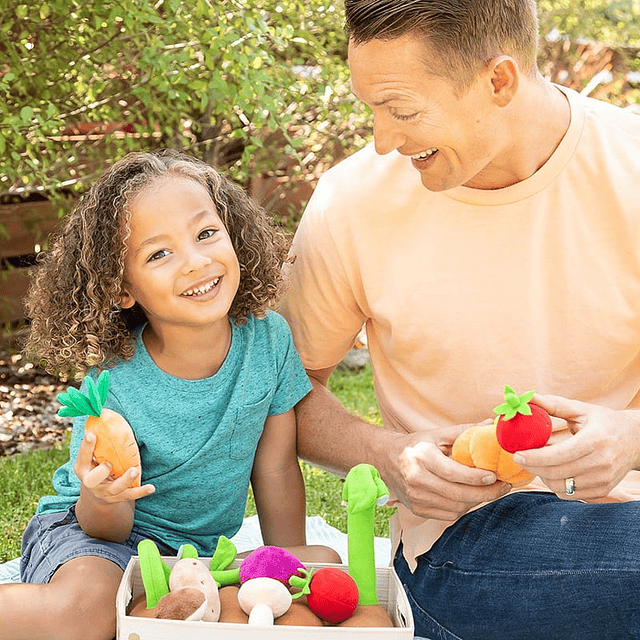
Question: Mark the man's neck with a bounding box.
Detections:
[466,79,571,190]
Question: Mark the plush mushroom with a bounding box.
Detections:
[237,577,292,626]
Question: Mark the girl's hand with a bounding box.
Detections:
[513,394,640,501]
[74,431,155,504]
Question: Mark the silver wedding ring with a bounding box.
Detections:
[564,477,576,496]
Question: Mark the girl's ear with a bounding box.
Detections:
[120,287,136,309]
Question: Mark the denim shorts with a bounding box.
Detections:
[20,506,176,584]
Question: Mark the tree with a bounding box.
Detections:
[538,0,640,48]
[0,0,367,209]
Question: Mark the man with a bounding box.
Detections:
[279,1,640,638]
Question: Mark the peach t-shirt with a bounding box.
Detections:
[280,86,640,570]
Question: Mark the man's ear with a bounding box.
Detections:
[486,56,519,107]
[120,286,136,309]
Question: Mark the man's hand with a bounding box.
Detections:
[74,431,155,504]
[513,394,640,501]
[382,424,512,521]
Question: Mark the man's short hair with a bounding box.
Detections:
[345,0,540,93]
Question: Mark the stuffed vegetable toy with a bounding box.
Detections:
[452,386,552,486]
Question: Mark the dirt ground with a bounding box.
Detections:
[0,344,71,457]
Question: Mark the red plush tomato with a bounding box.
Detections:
[494,386,552,453]
[290,567,359,624]
[306,568,359,624]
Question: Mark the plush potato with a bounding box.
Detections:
[168,558,220,622]
[218,586,249,624]
[452,423,535,487]
[337,604,395,627]
[275,601,324,626]
[127,593,156,618]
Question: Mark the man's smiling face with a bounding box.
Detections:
[348,33,505,192]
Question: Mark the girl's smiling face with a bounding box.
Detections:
[120,176,240,333]
[348,33,508,192]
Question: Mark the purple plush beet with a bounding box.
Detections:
[239,546,306,585]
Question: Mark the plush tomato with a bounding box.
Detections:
[494,386,552,453]
[290,567,359,624]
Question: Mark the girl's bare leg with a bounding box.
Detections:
[284,544,343,564]
[0,556,123,640]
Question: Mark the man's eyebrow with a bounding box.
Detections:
[372,93,405,107]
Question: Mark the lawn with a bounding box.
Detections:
[0,363,393,563]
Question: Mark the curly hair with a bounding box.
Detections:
[25,149,289,377]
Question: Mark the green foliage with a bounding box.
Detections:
[538,0,640,47]
[0,0,368,206]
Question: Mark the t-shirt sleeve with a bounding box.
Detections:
[279,178,366,370]
[267,312,313,416]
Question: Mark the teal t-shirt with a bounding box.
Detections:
[37,311,312,555]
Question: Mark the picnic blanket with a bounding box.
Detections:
[0,514,392,584]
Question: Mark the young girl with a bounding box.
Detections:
[4,149,339,640]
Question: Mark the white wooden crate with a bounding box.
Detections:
[116,557,414,640]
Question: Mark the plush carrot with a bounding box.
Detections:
[494,386,552,453]
[452,423,534,486]
[57,370,141,487]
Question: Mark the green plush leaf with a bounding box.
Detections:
[57,405,87,418]
[177,544,198,559]
[138,539,170,609]
[520,391,535,405]
[211,567,240,587]
[289,567,313,598]
[97,370,110,407]
[494,387,535,419]
[86,377,102,415]
[209,535,237,572]
[68,386,98,416]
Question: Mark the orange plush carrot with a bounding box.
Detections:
[452,423,535,487]
[58,370,141,487]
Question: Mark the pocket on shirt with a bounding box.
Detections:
[228,393,272,461]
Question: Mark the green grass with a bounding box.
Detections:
[0,363,393,562]
[0,440,70,562]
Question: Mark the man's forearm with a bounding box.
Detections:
[295,375,395,477]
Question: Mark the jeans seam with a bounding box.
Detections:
[402,581,465,640]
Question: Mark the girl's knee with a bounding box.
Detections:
[50,557,122,640]
[298,544,343,564]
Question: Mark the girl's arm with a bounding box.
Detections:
[74,432,155,542]
[251,409,306,548]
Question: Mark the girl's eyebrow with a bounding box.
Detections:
[133,209,213,256]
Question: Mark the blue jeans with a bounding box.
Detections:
[394,492,640,640]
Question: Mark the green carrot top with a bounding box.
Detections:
[57,370,110,418]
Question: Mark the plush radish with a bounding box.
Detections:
[58,370,141,487]
[494,386,552,453]
[238,546,305,586]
